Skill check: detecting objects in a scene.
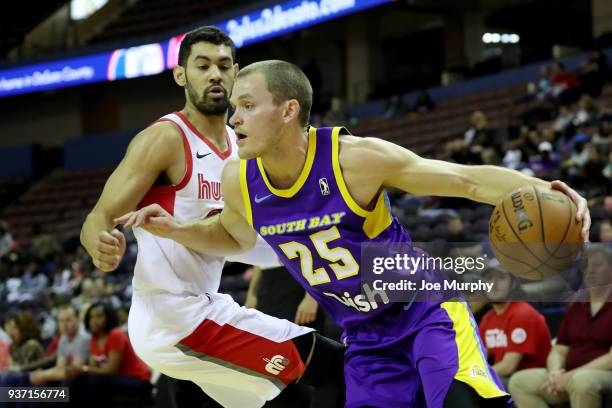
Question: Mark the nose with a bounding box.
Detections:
[208,65,222,83]
[229,109,241,127]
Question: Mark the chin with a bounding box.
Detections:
[237,147,258,160]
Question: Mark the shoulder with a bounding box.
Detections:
[130,120,184,151]
[480,310,494,326]
[338,135,416,169]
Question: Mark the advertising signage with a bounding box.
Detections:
[0,0,390,98]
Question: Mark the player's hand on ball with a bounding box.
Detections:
[295,293,318,325]
[550,180,591,241]
[115,204,182,239]
[92,229,126,272]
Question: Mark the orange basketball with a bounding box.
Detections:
[488,185,583,280]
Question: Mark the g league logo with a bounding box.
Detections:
[319,178,330,196]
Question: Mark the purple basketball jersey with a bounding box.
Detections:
[240,126,412,328]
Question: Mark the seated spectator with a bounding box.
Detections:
[573,94,599,127]
[413,90,435,113]
[30,304,90,385]
[528,141,560,180]
[509,245,612,408]
[550,62,581,105]
[479,263,552,389]
[0,312,54,387]
[0,220,14,259]
[598,219,612,245]
[69,302,151,405]
[579,50,610,97]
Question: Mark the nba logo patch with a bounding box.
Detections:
[319,178,330,196]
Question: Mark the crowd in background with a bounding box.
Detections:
[0,51,610,407]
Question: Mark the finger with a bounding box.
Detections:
[135,208,159,227]
[95,241,120,255]
[581,214,591,242]
[113,212,133,224]
[94,251,121,265]
[125,211,141,228]
[93,258,117,272]
[98,231,119,246]
[295,311,304,325]
[111,229,126,248]
[305,312,315,324]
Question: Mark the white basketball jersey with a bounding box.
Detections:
[132,111,237,296]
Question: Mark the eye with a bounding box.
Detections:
[221,65,230,71]
[198,65,209,70]
[244,103,254,110]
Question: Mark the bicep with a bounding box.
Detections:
[89,126,180,222]
[346,137,473,199]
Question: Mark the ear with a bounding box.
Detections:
[233,63,239,77]
[173,65,186,87]
[282,99,301,124]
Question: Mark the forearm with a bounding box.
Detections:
[547,349,567,371]
[247,268,262,298]
[569,352,612,372]
[81,212,113,254]
[20,355,55,372]
[170,215,245,256]
[464,165,550,206]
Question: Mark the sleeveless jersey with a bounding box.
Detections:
[241,126,414,328]
[133,111,237,295]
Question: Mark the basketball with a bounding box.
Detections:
[488,185,583,280]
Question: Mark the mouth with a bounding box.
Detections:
[207,85,226,98]
[235,131,248,144]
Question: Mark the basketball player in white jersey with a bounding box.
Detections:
[80,27,344,408]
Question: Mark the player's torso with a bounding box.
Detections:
[133,112,238,295]
[242,126,411,329]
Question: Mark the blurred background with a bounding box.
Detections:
[0,0,610,406]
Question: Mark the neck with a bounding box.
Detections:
[588,285,612,302]
[260,126,308,189]
[181,103,227,145]
[492,302,510,315]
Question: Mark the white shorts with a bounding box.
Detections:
[128,290,313,408]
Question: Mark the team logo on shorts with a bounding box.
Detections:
[319,178,330,196]
[263,355,290,375]
[470,364,487,378]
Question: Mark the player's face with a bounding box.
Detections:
[181,42,237,116]
[229,73,285,159]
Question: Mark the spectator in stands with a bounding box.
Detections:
[598,219,612,245]
[550,62,581,105]
[413,90,435,113]
[528,141,560,180]
[573,95,599,127]
[30,223,61,262]
[384,94,408,118]
[479,262,552,389]
[21,260,48,297]
[553,105,575,134]
[0,326,10,371]
[526,65,552,101]
[579,50,610,97]
[509,245,612,408]
[69,302,151,405]
[1,312,48,378]
[0,220,14,259]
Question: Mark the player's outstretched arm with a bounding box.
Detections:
[115,160,258,257]
[80,122,183,271]
[341,136,590,239]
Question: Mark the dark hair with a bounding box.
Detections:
[178,26,235,67]
[84,302,118,334]
[56,303,78,317]
[6,311,41,346]
[237,60,313,128]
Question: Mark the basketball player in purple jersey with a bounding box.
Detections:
[117,60,591,407]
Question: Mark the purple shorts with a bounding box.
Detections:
[342,301,507,408]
